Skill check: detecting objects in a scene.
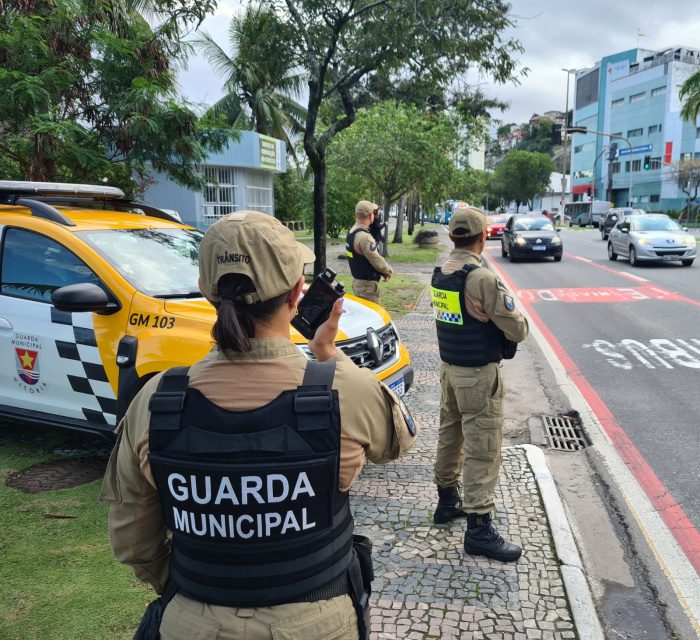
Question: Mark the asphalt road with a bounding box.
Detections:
[483,227,700,565]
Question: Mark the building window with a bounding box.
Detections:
[612,132,622,137]
[695,152,700,160]
[627,128,643,138]
[574,145,583,153]
[651,86,666,97]
[202,166,238,226]
[612,162,621,174]
[629,92,645,103]
[696,126,700,138]
[245,170,274,216]
[682,153,693,162]
[639,195,650,203]
[650,194,660,203]
[648,124,660,134]
[625,161,630,172]
[650,157,662,169]
[611,98,624,108]
[632,159,641,171]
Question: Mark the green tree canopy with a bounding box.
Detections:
[450,167,490,208]
[260,0,523,273]
[194,5,307,155]
[0,0,230,194]
[329,101,459,243]
[680,70,700,123]
[491,150,554,209]
[516,118,556,154]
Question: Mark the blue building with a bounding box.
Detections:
[570,46,700,211]
[143,131,287,228]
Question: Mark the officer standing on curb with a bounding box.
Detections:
[346,200,393,304]
[100,211,416,639]
[430,206,528,562]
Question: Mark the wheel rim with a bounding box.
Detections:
[630,247,636,265]
[608,244,614,258]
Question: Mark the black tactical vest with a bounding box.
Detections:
[345,228,381,281]
[431,264,506,367]
[147,361,353,607]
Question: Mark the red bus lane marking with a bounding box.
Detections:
[518,285,685,304]
[485,255,700,576]
[566,253,700,308]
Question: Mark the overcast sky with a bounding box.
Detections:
[177,0,700,127]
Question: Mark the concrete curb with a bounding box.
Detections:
[518,443,605,640]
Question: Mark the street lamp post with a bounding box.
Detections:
[566,127,634,205]
[561,68,577,207]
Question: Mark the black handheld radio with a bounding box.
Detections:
[291,268,345,340]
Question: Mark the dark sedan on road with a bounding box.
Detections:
[501,215,563,262]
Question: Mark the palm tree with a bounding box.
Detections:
[194,5,307,155]
[680,70,700,123]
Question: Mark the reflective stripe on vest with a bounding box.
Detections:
[431,264,505,367]
[147,362,353,607]
[345,228,381,281]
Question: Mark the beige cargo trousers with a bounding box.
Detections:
[433,361,504,514]
[351,279,380,304]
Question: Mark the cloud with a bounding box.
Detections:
[176,0,700,126]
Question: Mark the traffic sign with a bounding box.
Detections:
[618,144,653,156]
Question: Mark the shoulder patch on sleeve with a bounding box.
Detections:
[369,242,377,252]
[503,294,515,312]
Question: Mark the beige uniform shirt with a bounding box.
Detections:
[100,337,414,594]
[440,248,528,342]
[349,223,393,277]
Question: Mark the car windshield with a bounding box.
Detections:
[489,215,510,223]
[78,227,203,298]
[631,217,682,232]
[513,217,554,231]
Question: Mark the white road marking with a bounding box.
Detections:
[621,272,649,282]
[573,256,593,263]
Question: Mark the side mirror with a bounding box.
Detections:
[52,283,120,315]
[682,226,688,231]
[621,228,629,234]
[611,215,618,221]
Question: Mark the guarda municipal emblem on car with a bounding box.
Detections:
[12,333,47,394]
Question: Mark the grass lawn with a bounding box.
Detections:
[0,425,151,640]
[337,273,426,316]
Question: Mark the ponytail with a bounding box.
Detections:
[211,274,290,353]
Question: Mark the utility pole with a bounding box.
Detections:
[561,68,577,207]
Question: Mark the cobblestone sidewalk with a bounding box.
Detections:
[348,237,578,640]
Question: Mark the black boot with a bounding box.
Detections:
[433,485,468,525]
[464,513,522,562]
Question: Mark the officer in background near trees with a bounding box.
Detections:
[369,206,386,254]
[345,200,393,304]
[430,206,529,562]
[100,211,417,640]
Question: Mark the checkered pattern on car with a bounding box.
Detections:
[51,307,118,426]
[433,308,463,324]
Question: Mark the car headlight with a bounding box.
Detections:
[637,238,649,246]
[515,237,527,246]
[683,235,696,245]
[551,236,562,244]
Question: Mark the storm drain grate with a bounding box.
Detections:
[541,414,587,451]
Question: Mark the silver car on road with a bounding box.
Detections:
[607,214,696,267]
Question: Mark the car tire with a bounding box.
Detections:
[629,245,638,266]
[554,255,562,262]
[601,229,608,240]
[509,251,517,263]
[608,243,617,261]
[681,259,694,267]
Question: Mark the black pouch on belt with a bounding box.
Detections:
[503,339,518,360]
[348,534,374,640]
[132,581,177,640]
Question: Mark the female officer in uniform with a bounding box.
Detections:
[101,211,415,640]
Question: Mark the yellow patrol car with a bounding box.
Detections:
[0,181,413,436]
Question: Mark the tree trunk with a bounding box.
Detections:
[311,156,328,276]
[382,195,395,257]
[392,194,406,243]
